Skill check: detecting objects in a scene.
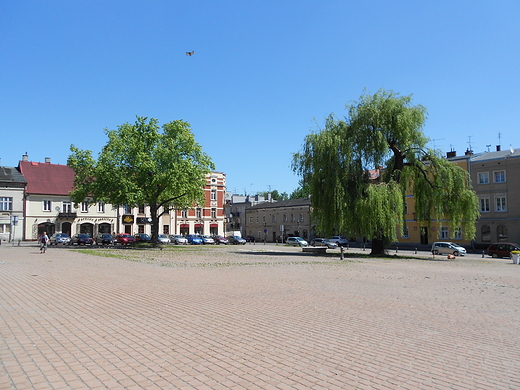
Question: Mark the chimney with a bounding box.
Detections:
[496,145,501,151]
[45,157,51,163]
[22,154,29,161]
[464,149,473,156]
[446,151,457,158]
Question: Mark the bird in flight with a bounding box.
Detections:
[186,51,194,56]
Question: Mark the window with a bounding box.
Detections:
[401,225,409,239]
[299,213,304,222]
[249,216,253,223]
[0,224,11,234]
[479,197,490,212]
[494,170,506,183]
[440,226,449,239]
[0,197,13,211]
[98,202,105,213]
[454,227,462,240]
[211,208,216,218]
[497,225,508,241]
[196,208,202,218]
[272,214,276,223]
[181,210,188,218]
[478,172,489,184]
[211,189,217,200]
[291,214,295,222]
[43,200,52,212]
[81,202,89,213]
[163,225,169,235]
[283,214,287,222]
[62,201,72,213]
[495,194,507,212]
[138,205,145,214]
[404,201,408,215]
[481,225,491,242]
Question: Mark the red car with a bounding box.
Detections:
[116,233,136,245]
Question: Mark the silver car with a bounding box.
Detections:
[169,234,188,245]
[431,242,466,256]
[49,233,71,245]
[158,234,171,244]
[287,237,309,247]
[312,238,338,249]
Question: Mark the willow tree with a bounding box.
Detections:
[68,116,215,243]
[292,89,479,255]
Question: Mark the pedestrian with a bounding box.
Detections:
[40,231,49,253]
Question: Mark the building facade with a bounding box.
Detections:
[246,198,312,243]
[0,166,27,242]
[18,156,118,240]
[470,147,520,247]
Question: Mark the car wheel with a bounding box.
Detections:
[453,251,459,256]
[491,253,498,258]
[433,250,439,255]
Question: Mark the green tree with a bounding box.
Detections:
[292,89,479,255]
[68,116,215,243]
[289,180,310,199]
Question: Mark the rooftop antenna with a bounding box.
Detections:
[498,132,501,147]
[432,138,445,150]
[467,136,474,153]
[486,144,491,152]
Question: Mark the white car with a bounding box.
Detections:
[327,236,349,246]
[158,234,171,244]
[431,242,466,256]
[169,235,188,245]
[287,237,309,247]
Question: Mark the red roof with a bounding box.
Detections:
[18,160,75,195]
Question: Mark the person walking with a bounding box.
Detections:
[40,232,49,253]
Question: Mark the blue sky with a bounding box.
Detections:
[1,0,519,196]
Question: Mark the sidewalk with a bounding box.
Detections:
[1,245,519,389]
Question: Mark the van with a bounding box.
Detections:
[487,243,520,258]
[431,242,466,256]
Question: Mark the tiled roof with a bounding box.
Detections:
[0,166,27,188]
[18,160,75,195]
[248,198,311,210]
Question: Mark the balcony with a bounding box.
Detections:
[58,212,77,219]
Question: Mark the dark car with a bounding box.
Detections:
[227,235,246,245]
[487,242,520,258]
[49,232,71,245]
[213,235,229,245]
[70,234,94,245]
[96,233,115,245]
[134,233,151,243]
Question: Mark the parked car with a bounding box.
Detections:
[157,234,171,244]
[96,233,115,245]
[431,242,466,256]
[287,237,309,247]
[169,234,188,245]
[227,235,246,245]
[116,233,135,245]
[49,233,71,245]
[487,242,520,258]
[186,234,203,245]
[200,235,215,244]
[311,238,338,249]
[327,236,349,246]
[134,233,151,243]
[245,236,256,243]
[70,234,94,246]
[213,235,229,245]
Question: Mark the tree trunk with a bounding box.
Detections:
[370,237,386,256]
[150,204,159,244]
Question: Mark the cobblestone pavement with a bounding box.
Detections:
[0,244,519,389]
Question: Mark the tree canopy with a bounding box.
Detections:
[68,116,215,242]
[292,89,479,254]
